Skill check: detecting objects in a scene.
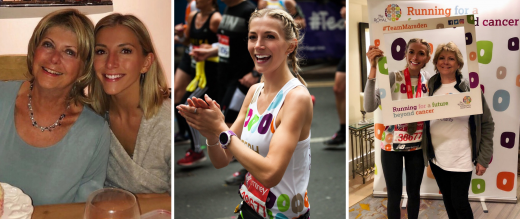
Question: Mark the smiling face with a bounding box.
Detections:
[435,50,460,77]
[32,26,82,91]
[248,16,294,74]
[94,25,152,96]
[405,42,430,72]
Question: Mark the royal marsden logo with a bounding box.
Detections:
[459,96,472,109]
[385,4,402,22]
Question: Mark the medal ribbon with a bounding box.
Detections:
[403,68,422,99]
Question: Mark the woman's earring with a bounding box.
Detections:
[140,73,146,83]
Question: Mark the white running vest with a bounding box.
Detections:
[240,78,311,218]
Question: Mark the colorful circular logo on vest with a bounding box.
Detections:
[385,4,402,22]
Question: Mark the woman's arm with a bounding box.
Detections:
[178,11,197,46]
[205,85,258,169]
[209,12,222,34]
[178,84,260,168]
[477,93,494,168]
[364,45,385,112]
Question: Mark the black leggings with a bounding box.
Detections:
[429,161,473,219]
[381,149,424,219]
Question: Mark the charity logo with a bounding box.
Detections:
[463,96,472,104]
[459,96,472,109]
[385,4,402,22]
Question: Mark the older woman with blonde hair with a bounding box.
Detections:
[422,42,494,219]
[0,9,110,205]
[90,13,171,194]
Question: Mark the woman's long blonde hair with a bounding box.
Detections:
[89,13,169,119]
[249,8,307,86]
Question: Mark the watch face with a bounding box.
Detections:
[219,133,229,145]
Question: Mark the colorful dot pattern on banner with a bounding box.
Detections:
[476,41,493,64]
[466,32,473,45]
[378,56,388,75]
[374,123,385,140]
[469,72,479,88]
[469,52,477,61]
[500,132,516,149]
[496,66,506,79]
[492,89,510,112]
[497,172,515,191]
[391,38,406,61]
[375,39,380,47]
[379,89,386,99]
[508,37,519,51]
[471,178,485,194]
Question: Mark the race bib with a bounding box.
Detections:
[388,122,423,150]
[239,172,269,219]
[218,34,230,58]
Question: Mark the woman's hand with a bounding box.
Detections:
[177,95,226,140]
[366,45,384,79]
[476,163,487,176]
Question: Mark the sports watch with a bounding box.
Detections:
[219,130,237,149]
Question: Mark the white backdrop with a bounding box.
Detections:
[368,0,520,202]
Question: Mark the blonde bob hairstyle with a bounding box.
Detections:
[27,8,95,105]
[404,38,432,69]
[433,42,465,76]
[89,13,169,119]
[249,8,307,86]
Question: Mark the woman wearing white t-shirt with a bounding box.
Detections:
[422,42,494,219]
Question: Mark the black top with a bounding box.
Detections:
[189,11,219,47]
[217,1,256,81]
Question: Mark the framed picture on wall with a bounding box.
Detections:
[359,22,370,92]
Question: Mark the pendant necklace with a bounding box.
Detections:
[28,83,70,132]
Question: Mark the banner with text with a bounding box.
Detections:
[368,0,520,202]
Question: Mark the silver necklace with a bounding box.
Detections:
[28,83,70,132]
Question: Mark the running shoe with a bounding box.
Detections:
[225,169,248,185]
[177,149,206,166]
[324,132,346,145]
[174,132,190,144]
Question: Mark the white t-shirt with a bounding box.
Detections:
[430,81,473,172]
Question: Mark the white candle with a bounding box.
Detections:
[360,92,365,112]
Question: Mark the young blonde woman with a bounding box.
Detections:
[178,8,312,219]
[90,14,171,194]
[364,39,432,219]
